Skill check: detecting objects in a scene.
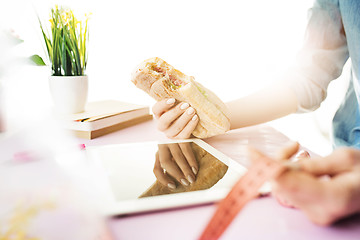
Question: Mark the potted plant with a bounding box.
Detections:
[35,6,90,114]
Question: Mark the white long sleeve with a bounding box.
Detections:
[283,1,349,113]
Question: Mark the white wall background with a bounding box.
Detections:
[1,0,349,155]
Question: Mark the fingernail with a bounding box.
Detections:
[187,107,195,115]
[168,183,176,189]
[192,167,198,175]
[166,98,175,105]
[180,178,189,186]
[296,150,310,160]
[187,175,195,184]
[180,103,189,110]
[192,115,198,121]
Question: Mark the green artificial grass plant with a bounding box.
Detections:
[37,6,90,76]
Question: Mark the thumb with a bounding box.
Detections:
[299,148,360,176]
[246,146,268,165]
[276,141,300,160]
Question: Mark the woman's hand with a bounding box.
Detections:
[272,145,360,226]
[152,98,199,139]
[153,142,198,189]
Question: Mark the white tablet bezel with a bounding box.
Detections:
[86,139,247,216]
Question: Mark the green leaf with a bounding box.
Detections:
[39,20,53,63]
[29,55,46,66]
[61,33,67,75]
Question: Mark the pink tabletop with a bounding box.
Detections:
[80,119,360,240]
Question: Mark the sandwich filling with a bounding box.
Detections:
[148,63,187,91]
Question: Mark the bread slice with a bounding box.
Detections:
[131,57,230,138]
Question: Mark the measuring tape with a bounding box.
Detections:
[199,155,290,240]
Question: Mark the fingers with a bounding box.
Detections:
[152,99,199,139]
[168,143,196,184]
[179,142,199,175]
[158,144,190,186]
[171,114,199,139]
[152,98,176,119]
[274,168,360,226]
[247,142,300,166]
[329,170,360,216]
[159,102,198,139]
[276,142,300,160]
[153,152,176,189]
[156,102,190,131]
[299,148,360,176]
[294,150,311,161]
[273,170,335,225]
[272,147,360,226]
[159,103,196,138]
[274,171,326,203]
[246,146,267,165]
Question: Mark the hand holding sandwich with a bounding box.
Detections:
[131,57,230,139]
[152,98,199,139]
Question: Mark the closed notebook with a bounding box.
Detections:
[60,100,152,139]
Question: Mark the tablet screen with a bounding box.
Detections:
[86,139,246,215]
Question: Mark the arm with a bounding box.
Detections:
[226,83,298,129]
[227,1,348,129]
[152,83,299,138]
[152,0,348,139]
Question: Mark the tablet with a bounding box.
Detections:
[86,139,247,216]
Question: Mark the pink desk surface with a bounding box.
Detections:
[80,119,360,240]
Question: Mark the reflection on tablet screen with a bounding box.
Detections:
[139,142,228,198]
[97,141,241,203]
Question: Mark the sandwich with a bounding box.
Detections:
[131,57,230,138]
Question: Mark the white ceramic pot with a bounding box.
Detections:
[49,75,88,114]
